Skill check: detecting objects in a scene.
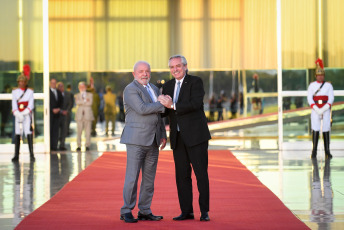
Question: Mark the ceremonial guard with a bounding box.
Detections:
[11,72,35,162]
[307,58,334,159]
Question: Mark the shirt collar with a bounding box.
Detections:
[176,75,186,85]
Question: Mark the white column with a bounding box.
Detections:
[276,0,283,150]
[43,0,50,152]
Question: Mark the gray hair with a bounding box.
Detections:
[78,81,86,87]
[133,61,151,72]
[168,55,187,66]
[57,81,64,89]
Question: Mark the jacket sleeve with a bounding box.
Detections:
[124,86,164,115]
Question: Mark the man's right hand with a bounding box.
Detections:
[14,111,24,122]
[53,108,60,114]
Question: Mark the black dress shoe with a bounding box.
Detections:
[173,213,194,221]
[137,212,163,221]
[59,147,67,151]
[200,212,210,221]
[76,147,81,151]
[120,212,138,223]
[11,156,19,162]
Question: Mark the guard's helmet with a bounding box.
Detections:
[315,58,325,76]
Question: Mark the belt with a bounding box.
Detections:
[315,100,327,105]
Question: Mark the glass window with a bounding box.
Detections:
[282,69,308,91]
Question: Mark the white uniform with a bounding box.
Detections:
[307,81,334,132]
[12,88,34,136]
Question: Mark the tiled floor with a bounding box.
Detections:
[0,122,343,230]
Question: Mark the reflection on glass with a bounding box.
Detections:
[311,159,334,225]
[13,162,34,226]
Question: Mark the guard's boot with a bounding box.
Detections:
[323,132,332,159]
[27,134,35,162]
[12,135,21,162]
[311,131,319,158]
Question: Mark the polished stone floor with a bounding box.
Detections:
[0,121,343,230]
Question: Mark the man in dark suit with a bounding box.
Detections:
[50,78,63,151]
[159,55,211,221]
[57,82,73,150]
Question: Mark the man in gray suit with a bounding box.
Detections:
[57,82,73,150]
[75,82,94,151]
[120,61,167,223]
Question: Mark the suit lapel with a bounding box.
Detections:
[177,75,189,102]
[133,80,153,102]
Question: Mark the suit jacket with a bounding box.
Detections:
[162,74,211,149]
[120,80,166,147]
[50,88,63,118]
[75,92,94,121]
[61,91,73,113]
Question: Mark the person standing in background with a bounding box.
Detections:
[103,86,117,136]
[75,82,94,151]
[117,91,125,122]
[217,90,226,121]
[11,75,35,161]
[50,78,63,151]
[87,83,100,137]
[249,73,263,115]
[308,58,334,159]
[66,84,74,136]
[1,85,12,137]
[57,82,73,151]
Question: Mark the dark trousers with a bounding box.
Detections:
[50,115,60,150]
[173,132,209,213]
[58,115,68,148]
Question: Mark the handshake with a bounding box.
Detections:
[158,95,173,108]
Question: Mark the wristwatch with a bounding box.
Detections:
[170,104,174,109]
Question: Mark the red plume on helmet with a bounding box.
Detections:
[23,64,31,80]
[315,58,324,69]
[315,58,325,76]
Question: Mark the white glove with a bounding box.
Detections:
[21,109,30,115]
[319,103,330,114]
[13,110,24,122]
[13,110,20,117]
[18,113,24,122]
[313,105,322,115]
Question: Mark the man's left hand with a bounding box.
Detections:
[319,103,330,114]
[160,138,167,150]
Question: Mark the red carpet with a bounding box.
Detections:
[16,150,309,229]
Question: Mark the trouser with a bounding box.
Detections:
[50,115,60,150]
[58,115,68,148]
[15,114,32,135]
[76,120,92,147]
[105,113,116,134]
[173,132,209,213]
[121,143,159,215]
[311,109,331,132]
